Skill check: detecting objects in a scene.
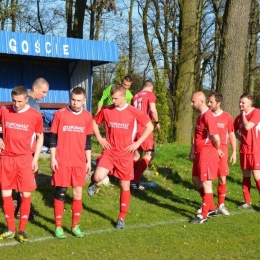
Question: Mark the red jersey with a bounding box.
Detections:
[234,108,260,154]
[131,90,156,133]
[50,107,93,167]
[95,104,150,158]
[0,105,43,157]
[214,110,234,146]
[194,108,219,156]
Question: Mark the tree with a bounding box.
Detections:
[174,0,197,144]
[217,0,251,117]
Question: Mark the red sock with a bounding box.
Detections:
[134,160,139,172]
[201,193,213,218]
[218,183,226,207]
[255,179,260,194]
[118,190,131,220]
[242,177,251,203]
[18,197,31,232]
[71,199,82,228]
[134,158,149,183]
[54,199,64,228]
[198,187,204,198]
[2,196,15,232]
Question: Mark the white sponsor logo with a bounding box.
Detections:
[5,122,29,131]
[108,122,129,129]
[62,126,85,132]
[217,123,225,128]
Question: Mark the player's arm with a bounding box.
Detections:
[211,133,224,157]
[189,137,195,161]
[93,118,111,149]
[85,135,92,173]
[96,87,110,115]
[149,102,160,131]
[125,121,154,153]
[242,111,256,130]
[32,132,44,173]
[229,131,236,165]
[49,132,59,172]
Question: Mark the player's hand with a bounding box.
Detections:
[189,152,195,161]
[0,138,5,150]
[51,158,59,172]
[98,138,111,150]
[154,123,160,131]
[125,142,140,153]
[32,159,39,173]
[218,149,224,158]
[86,161,91,174]
[229,152,236,165]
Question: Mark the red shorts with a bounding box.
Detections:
[136,132,154,151]
[51,165,86,187]
[98,153,134,181]
[192,151,219,181]
[240,153,260,170]
[0,155,36,192]
[218,146,229,176]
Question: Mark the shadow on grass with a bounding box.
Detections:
[130,166,200,219]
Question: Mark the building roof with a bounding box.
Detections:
[0,30,118,65]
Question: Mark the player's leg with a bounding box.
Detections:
[17,191,31,242]
[252,169,260,196]
[88,155,112,196]
[0,189,16,239]
[238,169,252,208]
[54,186,67,239]
[116,180,131,229]
[71,186,84,238]
[217,175,229,215]
[132,150,154,190]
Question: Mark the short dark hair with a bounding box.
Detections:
[110,84,126,96]
[11,86,28,97]
[209,92,223,103]
[240,93,253,101]
[32,78,49,89]
[143,80,154,88]
[122,75,132,82]
[71,87,86,97]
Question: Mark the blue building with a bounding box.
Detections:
[0,30,118,112]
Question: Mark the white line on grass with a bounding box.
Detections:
[0,209,256,247]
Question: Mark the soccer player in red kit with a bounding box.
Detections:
[234,94,260,209]
[131,80,160,190]
[88,84,154,229]
[189,91,221,224]
[0,86,43,242]
[207,93,236,215]
[50,87,93,239]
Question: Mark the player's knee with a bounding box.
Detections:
[55,187,67,201]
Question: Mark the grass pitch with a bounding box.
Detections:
[0,142,259,259]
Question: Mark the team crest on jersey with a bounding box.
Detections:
[108,122,129,129]
[62,126,85,132]
[5,122,29,131]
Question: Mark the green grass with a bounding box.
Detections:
[1,143,260,259]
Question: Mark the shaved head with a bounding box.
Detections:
[191,91,207,112]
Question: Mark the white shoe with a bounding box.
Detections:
[197,205,202,214]
[217,203,230,216]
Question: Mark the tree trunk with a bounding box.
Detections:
[174,0,197,144]
[248,0,259,95]
[66,0,73,37]
[72,0,86,39]
[217,0,251,118]
[128,0,135,76]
